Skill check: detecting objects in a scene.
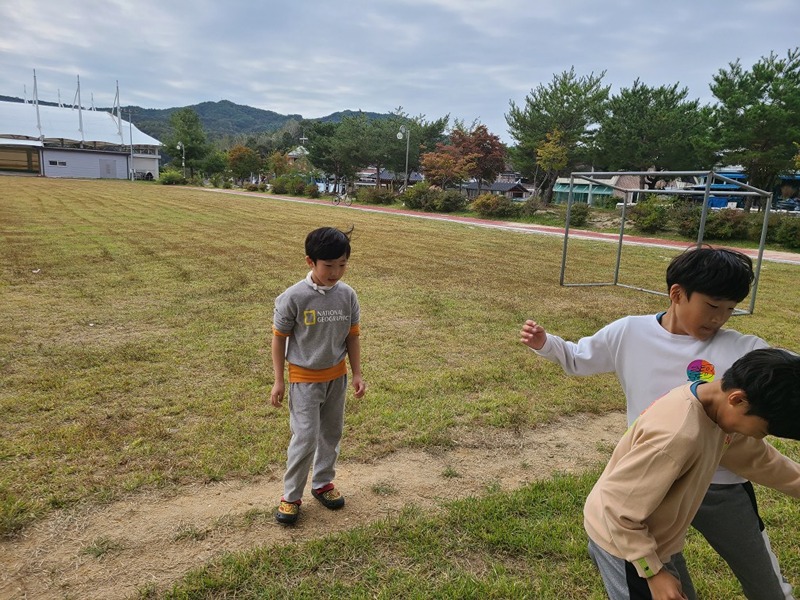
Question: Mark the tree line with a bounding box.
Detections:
[162,48,800,206]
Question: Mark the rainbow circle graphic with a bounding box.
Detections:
[687,359,715,383]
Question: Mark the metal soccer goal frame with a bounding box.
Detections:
[559,170,773,315]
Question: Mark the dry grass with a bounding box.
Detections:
[1,176,798,535]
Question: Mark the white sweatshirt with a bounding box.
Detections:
[535,314,768,484]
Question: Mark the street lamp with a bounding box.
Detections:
[176,141,186,178]
[396,125,410,191]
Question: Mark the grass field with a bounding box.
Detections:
[1,176,798,598]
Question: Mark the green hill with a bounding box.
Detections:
[119,100,304,141]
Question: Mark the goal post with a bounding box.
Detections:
[559,170,773,315]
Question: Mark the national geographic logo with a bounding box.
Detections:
[303,309,348,326]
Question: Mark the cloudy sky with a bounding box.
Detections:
[1,0,798,142]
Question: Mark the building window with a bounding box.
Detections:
[49,160,67,167]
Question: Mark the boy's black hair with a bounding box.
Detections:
[666,246,754,302]
[722,348,800,440]
[305,226,353,262]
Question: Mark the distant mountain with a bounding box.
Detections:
[316,109,389,123]
[117,100,305,141]
[0,95,389,142]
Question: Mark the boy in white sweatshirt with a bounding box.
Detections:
[521,247,793,599]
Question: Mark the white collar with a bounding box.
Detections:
[304,271,337,295]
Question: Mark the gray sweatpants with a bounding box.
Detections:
[588,538,689,600]
[638,482,792,600]
[282,376,347,503]
[686,482,794,600]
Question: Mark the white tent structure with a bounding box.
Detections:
[0,80,162,179]
[0,99,162,145]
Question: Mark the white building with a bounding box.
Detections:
[0,100,162,180]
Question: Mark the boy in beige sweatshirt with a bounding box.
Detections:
[584,348,800,600]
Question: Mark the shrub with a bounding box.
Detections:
[271,178,287,194]
[305,183,320,198]
[258,182,268,192]
[270,175,306,195]
[158,170,186,185]
[401,181,437,211]
[470,193,521,218]
[398,183,466,213]
[222,179,232,189]
[703,209,750,241]
[746,211,781,244]
[591,196,618,209]
[435,190,467,213]
[521,196,542,217]
[775,216,800,248]
[669,201,702,238]
[244,183,259,192]
[288,178,307,195]
[629,195,668,233]
[210,174,222,188]
[568,201,591,227]
[358,187,395,205]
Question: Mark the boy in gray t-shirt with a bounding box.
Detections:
[271,227,365,525]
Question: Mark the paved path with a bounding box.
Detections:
[200,188,800,266]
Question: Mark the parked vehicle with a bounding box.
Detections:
[775,198,800,211]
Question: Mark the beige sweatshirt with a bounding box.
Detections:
[584,383,800,579]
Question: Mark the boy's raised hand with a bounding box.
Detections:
[520,319,547,351]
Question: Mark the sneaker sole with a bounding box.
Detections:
[311,490,345,510]
[275,512,299,524]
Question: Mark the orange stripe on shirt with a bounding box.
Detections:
[288,359,347,383]
[275,324,358,337]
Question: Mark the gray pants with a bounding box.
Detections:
[685,482,794,600]
[588,538,688,600]
[282,376,347,503]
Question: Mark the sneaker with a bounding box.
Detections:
[275,499,300,524]
[311,484,345,510]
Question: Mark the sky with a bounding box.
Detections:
[1,0,799,143]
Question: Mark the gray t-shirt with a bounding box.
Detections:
[273,278,360,371]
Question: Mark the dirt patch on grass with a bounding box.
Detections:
[0,412,625,600]
[588,212,627,230]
